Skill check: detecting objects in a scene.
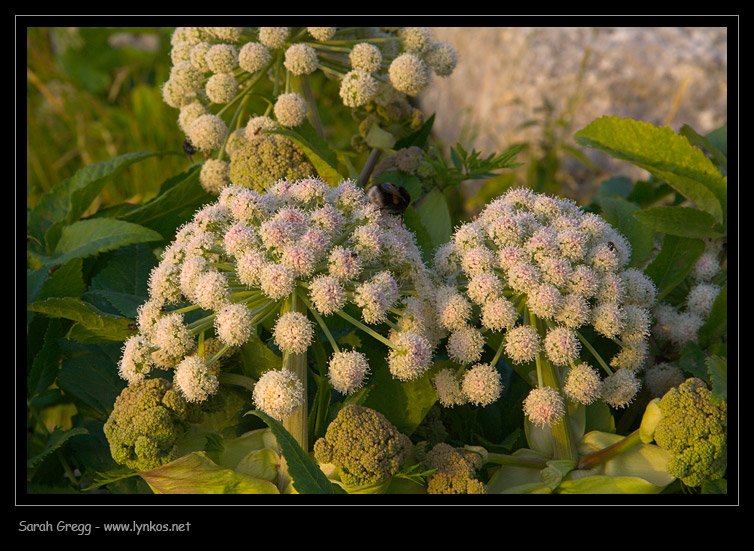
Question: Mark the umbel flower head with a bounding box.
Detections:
[162,26,460,163]
[117,177,440,422]
[431,187,658,414]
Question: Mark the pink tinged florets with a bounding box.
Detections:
[148,263,183,304]
[486,216,523,247]
[569,264,600,298]
[118,335,154,383]
[259,219,294,251]
[462,363,503,407]
[601,369,641,409]
[280,245,317,277]
[446,325,485,365]
[352,224,383,262]
[532,194,566,221]
[589,242,622,273]
[453,223,485,252]
[436,285,472,331]
[224,223,256,257]
[554,293,591,329]
[193,271,230,311]
[308,274,346,315]
[501,187,536,210]
[610,340,649,371]
[179,256,208,301]
[557,229,588,262]
[563,363,602,405]
[174,356,219,403]
[620,305,651,345]
[235,249,266,287]
[328,350,370,395]
[299,227,331,256]
[252,369,305,422]
[354,272,398,324]
[596,272,626,304]
[229,188,268,223]
[690,252,721,282]
[592,302,626,339]
[497,245,527,271]
[460,246,496,277]
[151,312,194,359]
[328,246,362,280]
[524,386,566,427]
[540,256,573,289]
[466,272,504,305]
[136,300,164,338]
[309,205,344,236]
[272,311,314,354]
[543,326,581,366]
[433,242,460,277]
[621,268,657,308]
[579,212,610,242]
[214,303,253,347]
[387,331,434,381]
[504,324,542,364]
[668,311,705,346]
[259,262,296,300]
[527,283,563,320]
[507,262,542,294]
[432,368,467,407]
[481,297,518,332]
[686,283,721,318]
[525,226,558,261]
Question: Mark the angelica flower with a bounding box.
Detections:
[118,335,154,383]
[461,363,503,407]
[214,303,253,347]
[253,369,304,421]
[524,387,566,427]
[307,27,336,41]
[199,159,231,194]
[328,350,370,395]
[174,355,219,403]
[601,369,641,409]
[274,92,308,127]
[504,324,541,364]
[187,114,228,151]
[273,311,314,355]
[151,312,194,359]
[447,325,485,365]
[389,53,429,96]
[205,73,238,104]
[433,368,467,407]
[239,41,271,73]
[424,41,459,77]
[339,70,378,107]
[349,42,382,73]
[543,326,581,366]
[563,363,602,405]
[388,331,434,381]
[258,27,289,50]
[686,283,721,318]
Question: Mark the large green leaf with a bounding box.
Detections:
[35,218,163,267]
[600,197,655,268]
[117,166,211,240]
[138,452,279,494]
[27,427,89,469]
[633,206,724,239]
[248,411,347,494]
[575,117,727,228]
[706,355,727,403]
[27,151,166,253]
[238,334,282,380]
[27,297,136,343]
[27,318,67,397]
[644,234,705,301]
[414,188,453,252]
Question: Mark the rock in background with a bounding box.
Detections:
[419,27,727,198]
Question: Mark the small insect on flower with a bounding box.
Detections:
[183,138,196,159]
[367,182,411,217]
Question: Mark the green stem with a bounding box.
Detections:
[530,312,577,461]
[294,74,325,139]
[575,329,614,376]
[576,429,642,471]
[334,309,397,350]
[280,295,309,452]
[359,148,382,187]
[218,372,257,394]
[298,290,340,354]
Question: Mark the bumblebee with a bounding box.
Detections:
[367,182,411,216]
[183,138,196,158]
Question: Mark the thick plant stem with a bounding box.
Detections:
[530,312,577,461]
[294,75,325,139]
[577,429,642,471]
[280,294,309,452]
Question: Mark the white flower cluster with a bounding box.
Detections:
[431,187,658,423]
[119,177,440,420]
[163,26,460,160]
[652,239,724,348]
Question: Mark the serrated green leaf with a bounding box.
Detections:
[28,318,66,397]
[575,117,726,226]
[644,234,705,301]
[27,427,89,469]
[698,283,727,348]
[395,113,435,150]
[27,297,136,343]
[600,197,655,268]
[680,124,727,172]
[248,410,346,494]
[117,166,212,240]
[633,206,724,239]
[705,355,727,403]
[27,151,166,253]
[36,219,162,267]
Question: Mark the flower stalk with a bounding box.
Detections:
[280,293,309,451]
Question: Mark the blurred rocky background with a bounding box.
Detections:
[419,27,728,202]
